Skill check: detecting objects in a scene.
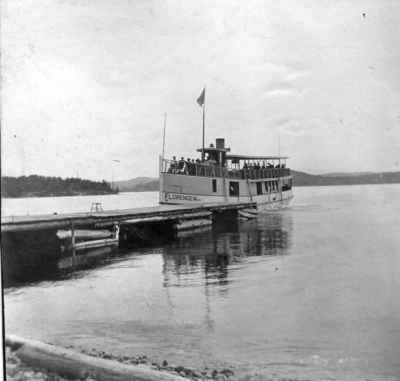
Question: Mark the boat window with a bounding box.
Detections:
[256,182,263,195]
[212,179,217,193]
[229,181,239,197]
[282,178,292,191]
[264,181,269,193]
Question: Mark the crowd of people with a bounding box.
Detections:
[243,161,286,170]
[167,156,286,177]
[167,156,203,175]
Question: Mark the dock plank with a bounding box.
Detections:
[1,202,256,232]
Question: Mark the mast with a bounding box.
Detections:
[162,112,167,159]
[278,127,281,166]
[197,87,206,161]
[202,100,205,161]
[278,128,283,200]
[201,88,206,161]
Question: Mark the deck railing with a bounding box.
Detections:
[160,158,290,180]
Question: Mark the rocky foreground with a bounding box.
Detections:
[74,346,235,381]
[5,344,236,381]
[6,346,70,381]
[7,343,393,381]
[7,343,345,381]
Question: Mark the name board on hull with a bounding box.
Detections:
[166,193,200,202]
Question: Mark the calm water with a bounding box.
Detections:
[4,185,400,380]
[2,191,159,216]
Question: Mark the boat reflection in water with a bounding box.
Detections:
[162,212,293,288]
[159,212,292,336]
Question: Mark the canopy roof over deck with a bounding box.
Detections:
[226,154,289,161]
[196,146,230,153]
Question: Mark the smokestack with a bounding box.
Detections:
[216,138,225,149]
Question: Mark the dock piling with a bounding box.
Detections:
[70,221,76,266]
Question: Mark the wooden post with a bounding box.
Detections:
[221,153,228,202]
[114,223,120,244]
[70,221,76,266]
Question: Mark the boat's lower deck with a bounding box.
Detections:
[159,172,293,208]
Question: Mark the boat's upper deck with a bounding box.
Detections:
[160,157,291,180]
[160,138,291,181]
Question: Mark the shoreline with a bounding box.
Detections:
[5,335,236,381]
[3,191,119,199]
[3,181,400,200]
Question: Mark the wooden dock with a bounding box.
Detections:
[2,202,256,280]
[1,202,255,232]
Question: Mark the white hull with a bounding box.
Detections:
[160,191,293,209]
[159,172,293,210]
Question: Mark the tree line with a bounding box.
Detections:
[1,175,118,198]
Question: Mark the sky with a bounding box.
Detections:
[2,0,400,181]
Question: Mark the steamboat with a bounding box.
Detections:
[159,138,293,209]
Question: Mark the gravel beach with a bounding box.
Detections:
[5,344,236,381]
[6,346,71,381]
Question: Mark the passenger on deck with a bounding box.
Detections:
[195,158,204,175]
[169,156,178,173]
[183,160,189,175]
[187,158,195,175]
[178,157,185,173]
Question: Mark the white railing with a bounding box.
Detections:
[160,158,291,180]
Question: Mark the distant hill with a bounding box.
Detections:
[115,170,400,192]
[114,177,156,192]
[116,178,159,192]
[4,171,398,197]
[321,171,375,177]
[2,175,117,198]
[292,170,400,186]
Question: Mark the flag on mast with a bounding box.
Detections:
[197,87,206,160]
[197,88,205,107]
